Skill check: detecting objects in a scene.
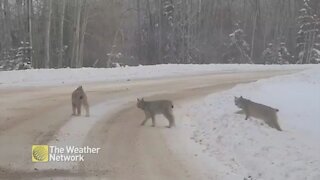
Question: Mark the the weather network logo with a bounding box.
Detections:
[32,145,49,162]
[32,144,101,162]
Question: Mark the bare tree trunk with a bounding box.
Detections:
[27,0,33,66]
[186,0,190,62]
[197,0,202,40]
[71,0,82,68]
[180,0,186,63]
[3,0,12,49]
[146,0,156,64]
[79,0,88,67]
[58,0,66,68]
[44,0,52,68]
[137,0,141,62]
[158,0,163,64]
[250,0,259,62]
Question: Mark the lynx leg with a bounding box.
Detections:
[141,117,149,126]
[164,112,175,128]
[76,104,82,116]
[270,116,282,131]
[235,110,244,114]
[274,122,282,131]
[141,112,150,126]
[170,115,176,128]
[244,110,250,120]
[72,103,76,116]
[151,115,156,127]
[83,101,90,117]
[265,120,276,130]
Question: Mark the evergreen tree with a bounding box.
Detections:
[224,25,252,64]
[261,42,292,64]
[277,42,291,64]
[0,41,32,70]
[296,0,320,64]
[261,43,276,64]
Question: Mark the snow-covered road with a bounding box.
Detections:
[0,64,318,179]
[0,64,312,87]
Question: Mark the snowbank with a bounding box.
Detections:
[185,67,320,180]
[0,64,313,87]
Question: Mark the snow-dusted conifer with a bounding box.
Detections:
[296,0,320,64]
[224,24,252,64]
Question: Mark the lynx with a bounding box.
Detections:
[136,98,175,128]
[234,96,282,131]
[72,86,90,117]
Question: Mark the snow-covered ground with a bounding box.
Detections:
[1,64,318,179]
[176,67,320,180]
[0,64,313,87]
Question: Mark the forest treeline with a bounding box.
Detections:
[0,0,319,70]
